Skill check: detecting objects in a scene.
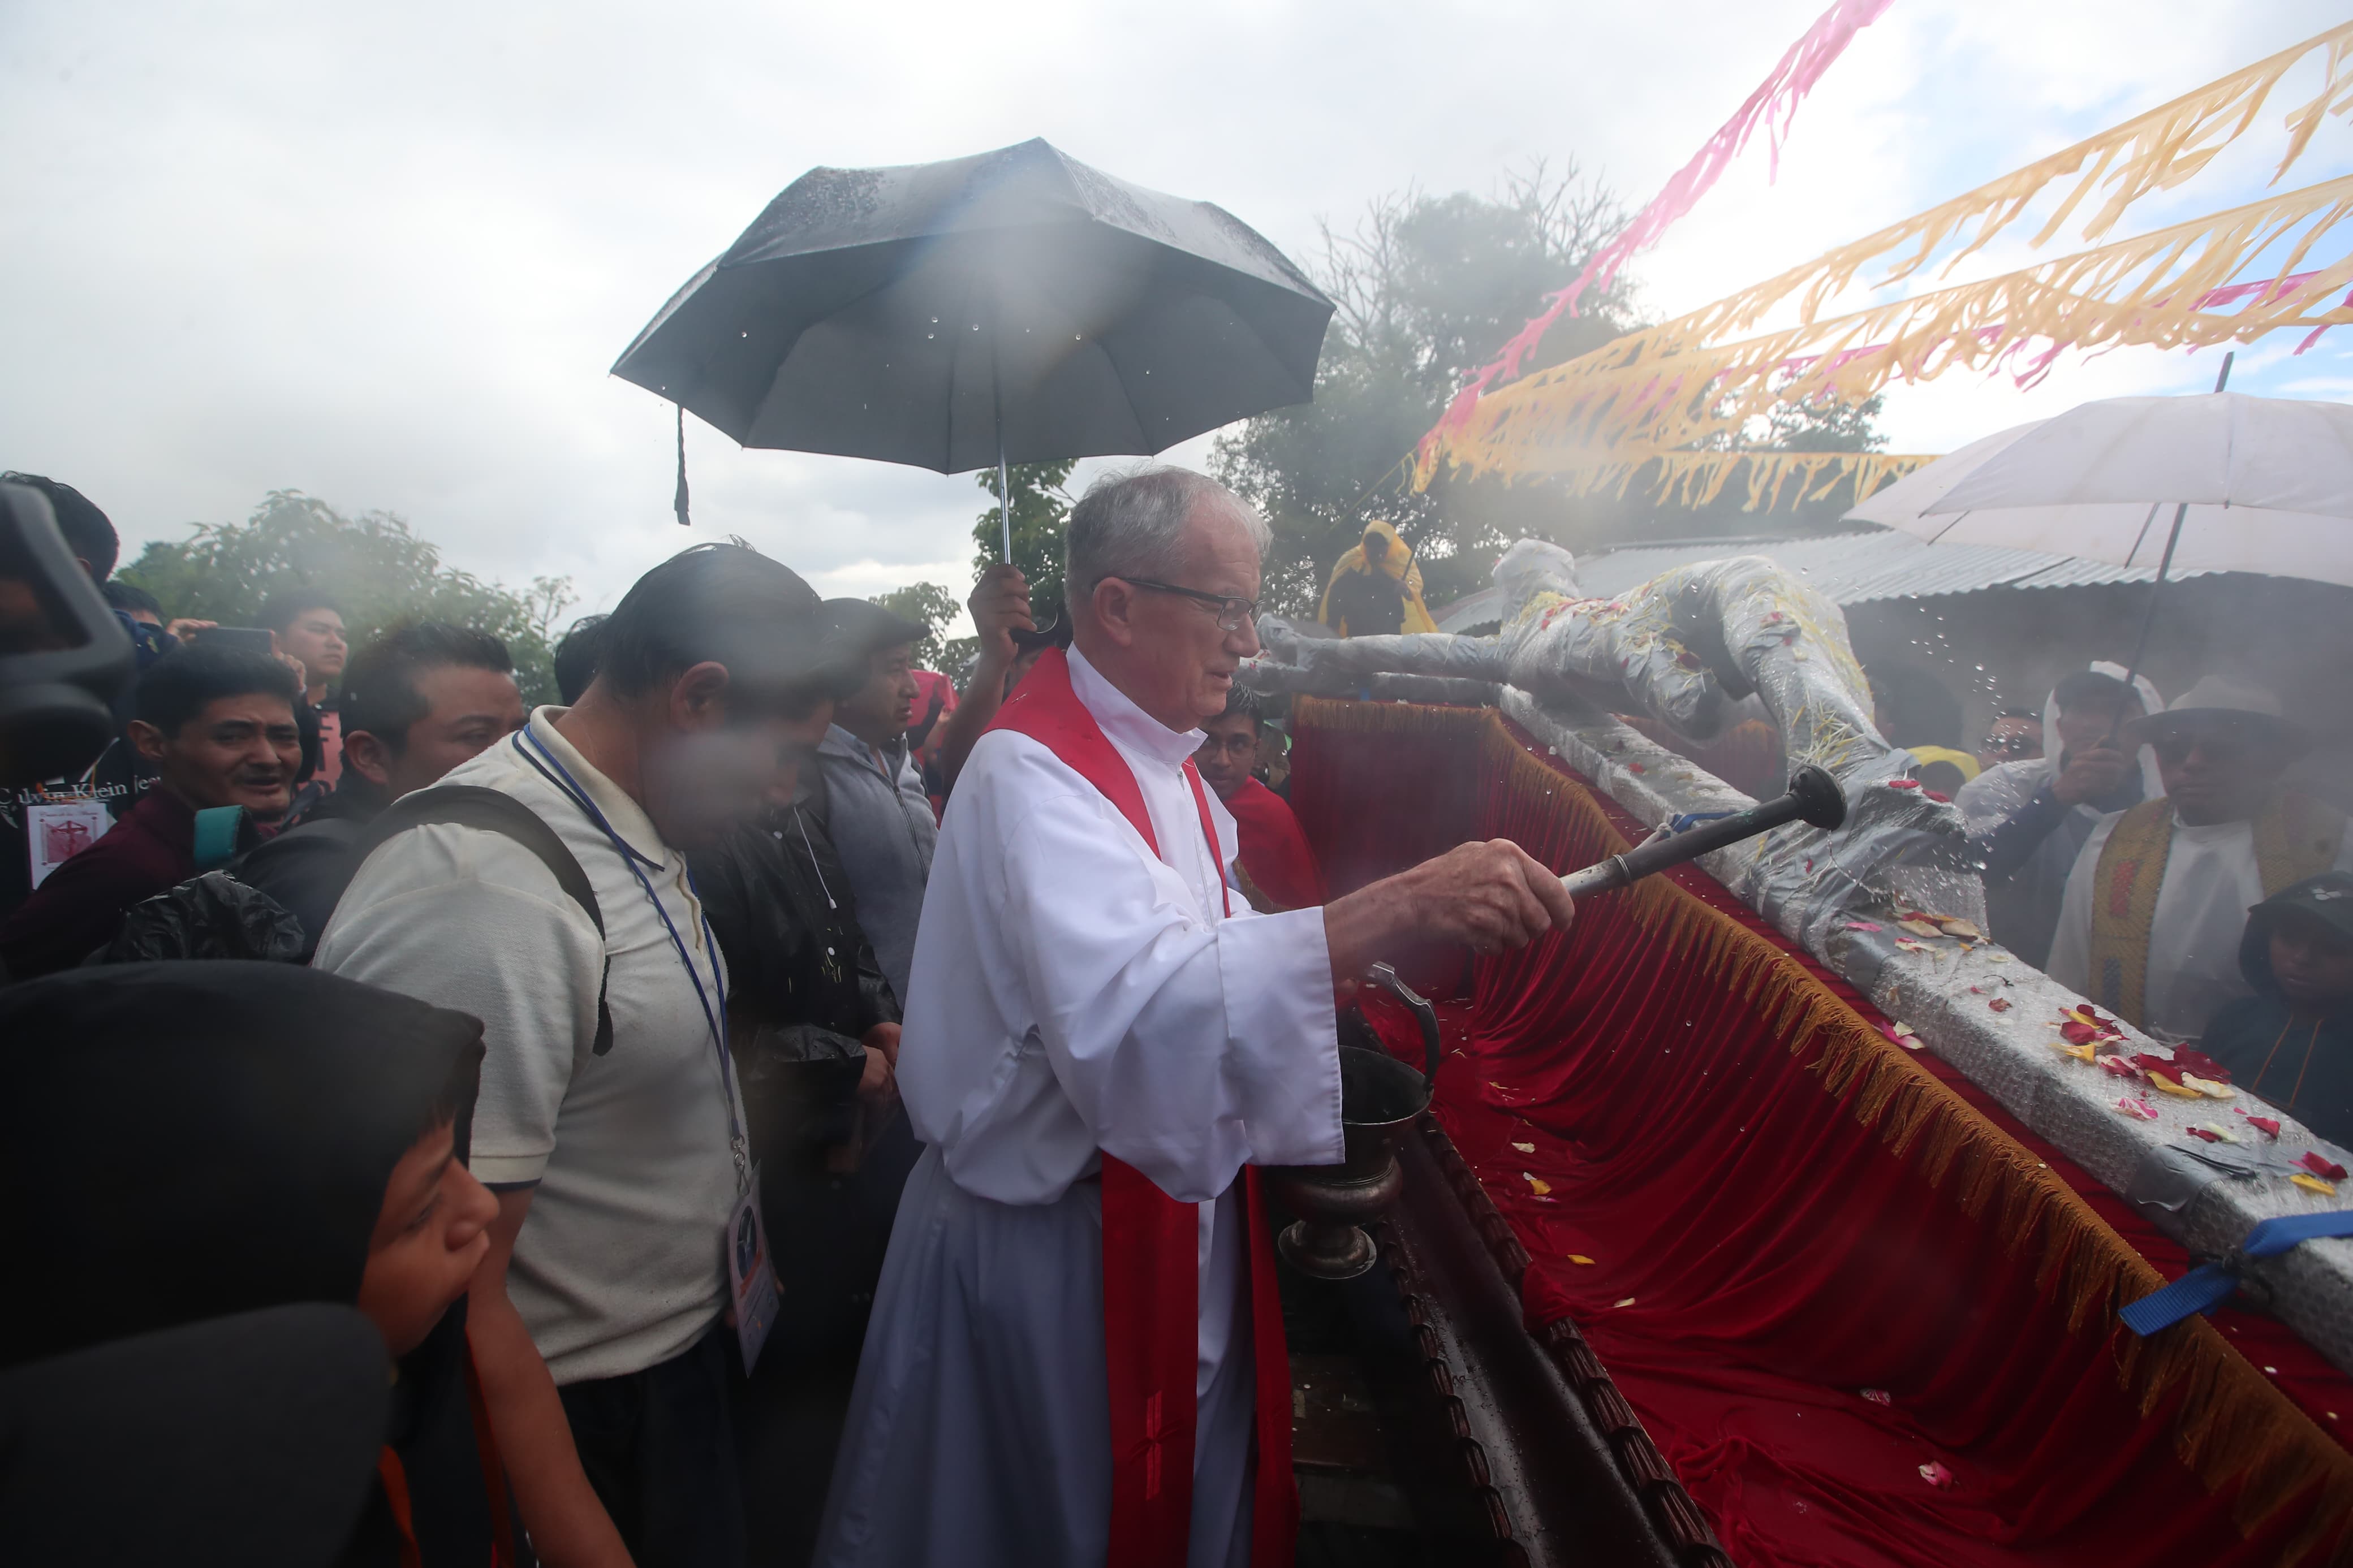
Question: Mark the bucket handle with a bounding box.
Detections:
[1365,963,1442,1090]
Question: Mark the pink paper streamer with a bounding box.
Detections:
[1418,0,1896,468]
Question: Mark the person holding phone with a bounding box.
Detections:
[0,642,301,977]
[1957,665,2158,968]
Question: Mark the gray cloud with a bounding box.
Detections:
[3,0,2342,617]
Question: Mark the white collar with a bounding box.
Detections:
[1067,645,1206,771]
[522,706,672,864]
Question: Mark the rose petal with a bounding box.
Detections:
[1842,921,1884,932]
[2292,1174,2339,1198]
[2151,1076,2206,1099]
[2243,1115,2281,1139]
[2061,1042,2098,1062]
[1567,1255,1596,1265]
[2300,1152,2348,1181]
[1919,1461,1954,1488]
[2197,1122,2243,1144]
[2100,1057,2143,1079]
[1887,778,1920,790]
[1938,919,1983,940]
[1511,1141,1536,1153]
[1613,1297,1637,1308]
[1894,939,1929,952]
[1988,998,2012,1013]
[1860,1388,1893,1405]
[1523,1173,1552,1195]
[2115,1098,2158,1121]
[1897,919,1944,938]
[2180,1073,2236,1100]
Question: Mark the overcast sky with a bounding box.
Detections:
[6,1,2349,628]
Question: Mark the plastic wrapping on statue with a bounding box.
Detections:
[1244,617,1505,696]
[100,871,305,965]
[1249,538,1980,937]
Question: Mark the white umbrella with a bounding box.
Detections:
[1845,358,2353,690]
[1847,383,2353,590]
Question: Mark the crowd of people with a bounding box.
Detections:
[1946,664,2353,1139]
[0,464,1574,1568]
[7,458,2352,1563]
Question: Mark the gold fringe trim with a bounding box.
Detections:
[1429,175,2353,476]
[1296,697,2353,1557]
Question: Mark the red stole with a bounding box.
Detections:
[985,649,1298,1568]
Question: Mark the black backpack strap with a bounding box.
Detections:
[363,784,614,1056]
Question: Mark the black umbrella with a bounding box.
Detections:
[613,137,1333,554]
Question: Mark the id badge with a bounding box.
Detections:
[27,798,112,888]
[727,1164,779,1374]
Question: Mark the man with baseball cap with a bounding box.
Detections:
[2049,676,2351,1043]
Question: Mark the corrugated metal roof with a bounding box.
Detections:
[1428,532,2200,628]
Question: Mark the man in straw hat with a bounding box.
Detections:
[2049,676,2351,1043]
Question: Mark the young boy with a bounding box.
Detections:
[2201,872,2353,1147]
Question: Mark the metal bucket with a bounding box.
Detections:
[1267,964,1441,1280]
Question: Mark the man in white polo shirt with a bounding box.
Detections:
[317,545,844,1568]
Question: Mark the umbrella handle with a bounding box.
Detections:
[2111,351,2231,730]
[993,360,1013,564]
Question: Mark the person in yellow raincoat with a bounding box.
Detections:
[1318,520,1439,637]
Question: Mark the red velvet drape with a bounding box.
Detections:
[1291,700,2353,1568]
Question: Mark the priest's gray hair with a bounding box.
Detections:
[1066,466,1269,608]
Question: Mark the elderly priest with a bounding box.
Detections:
[815,468,1576,1568]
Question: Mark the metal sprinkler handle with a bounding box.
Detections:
[1560,765,1848,901]
[1365,962,1443,1088]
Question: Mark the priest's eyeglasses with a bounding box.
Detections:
[1110,577,1259,632]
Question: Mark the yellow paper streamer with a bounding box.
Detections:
[1410,26,2353,492]
[1665,21,2353,347]
[1429,176,2353,478]
[1483,446,1934,510]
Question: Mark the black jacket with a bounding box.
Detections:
[2202,873,2353,1148]
[692,797,916,1359]
[231,782,387,962]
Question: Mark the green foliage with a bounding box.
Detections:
[116,490,575,705]
[1213,166,1635,616]
[868,581,962,671]
[1214,167,1894,614]
[973,459,1076,626]
[1755,386,1889,453]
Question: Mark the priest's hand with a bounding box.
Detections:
[1321,839,1575,980]
[863,1021,902,1070]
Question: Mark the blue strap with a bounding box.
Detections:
[2118,1265,2241,1335]
[2243,1210,2353,1259]
[190,806,244,872]
[2121,1210,2353,1334]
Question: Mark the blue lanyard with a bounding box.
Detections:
[514,729,748,1183]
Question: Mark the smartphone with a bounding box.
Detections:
[195,626,277,658]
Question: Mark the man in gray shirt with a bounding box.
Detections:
[817,600,940,1007]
